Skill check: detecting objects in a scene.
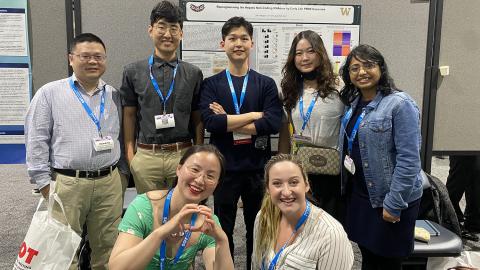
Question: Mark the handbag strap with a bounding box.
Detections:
[47,193,71,227]
[286,110,300,154]
[35,197,45,212]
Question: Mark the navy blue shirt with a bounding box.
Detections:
[200,69,282,171]
[345,99,370,198]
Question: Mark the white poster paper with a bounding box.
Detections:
[0,64,29,144]
[0,8,27,56]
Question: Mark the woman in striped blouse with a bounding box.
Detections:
[252,154,354,270]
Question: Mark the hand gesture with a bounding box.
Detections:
[188,206,228,242]
[209,102,226,115]
[161,204,200,238]
[382,208,400,223]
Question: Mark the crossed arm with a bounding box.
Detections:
[208,102,262,135]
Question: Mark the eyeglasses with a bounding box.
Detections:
[71,54,106,62]
[348,61,377,74]
[186,166,218,185]
[154,23,181,36]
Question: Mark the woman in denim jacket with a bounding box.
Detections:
[339,44,423,270]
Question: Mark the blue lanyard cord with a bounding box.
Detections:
[262,201,311,270]
[225,69,249,115]
[68,78,106,136]
[159,188,198,270]
[298,90,318,133]
[148,55,178,114]
[342,107,366,154]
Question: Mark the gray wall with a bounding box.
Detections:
[29,0,68,92]
[432,0,480,151]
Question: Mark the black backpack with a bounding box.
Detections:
[417,171,462,236]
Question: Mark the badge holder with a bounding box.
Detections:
[233,132,252,145]
[344,154,356,175]
[155,112,175,129]
[93,135,114,152]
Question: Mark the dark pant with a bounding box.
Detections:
[359,246,403,270]
[446,155,480,230]
[308,173,344,222]
[214,170,264,270]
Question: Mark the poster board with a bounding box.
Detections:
[181,1,361,89]
[0,0,31,164]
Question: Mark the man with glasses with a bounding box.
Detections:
[25,33,126,269]
[120,1,203,194]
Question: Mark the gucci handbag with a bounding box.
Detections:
[294,144,340,175]
[288,114,340,175]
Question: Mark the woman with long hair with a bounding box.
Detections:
[339,44,423,269]
[108,145,234,270]
[278,30,344,220]
[252,154,353,270]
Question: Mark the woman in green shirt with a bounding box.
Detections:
[109,145,233,270]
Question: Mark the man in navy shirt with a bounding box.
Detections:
[200,16,282,269]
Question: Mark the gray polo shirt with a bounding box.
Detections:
[119,56,203,144]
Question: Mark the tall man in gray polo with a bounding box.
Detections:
[25,33,126,270]
[120,1,203,193]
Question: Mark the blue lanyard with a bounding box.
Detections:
[159,188,197,270]
[225,69,249,115]
[148,55,178,114]
[262,201,311,270]
[68,77,105,136]
[298,89,318,133]
[342,107,366,154]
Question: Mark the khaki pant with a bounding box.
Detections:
[130,147,185,194]
[120,172,128,198]
[52,168,123,270]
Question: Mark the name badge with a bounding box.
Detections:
[344,154,356,175]
[233,132,252,145]
[155,114,175,129]
[292,133,313,145]
[93,136,114,151]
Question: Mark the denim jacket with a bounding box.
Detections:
[339,90,423,217]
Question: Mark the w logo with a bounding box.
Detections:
[340,7,351,16]
[190,4,205,12]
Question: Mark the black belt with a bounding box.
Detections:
[53,165,116,179]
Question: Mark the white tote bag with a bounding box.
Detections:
[13,193,82,270]
[427,251,480,269]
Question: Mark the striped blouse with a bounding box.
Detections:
[252,204,354,270]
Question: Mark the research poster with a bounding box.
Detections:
[181,1,361,87]
[0,7,27,56]
[0,0,31,164]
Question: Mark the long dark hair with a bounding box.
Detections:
[339,44,397,105]
[281,30,337,112]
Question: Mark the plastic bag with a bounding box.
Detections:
[427,251,480,269]
[13,193,82,270]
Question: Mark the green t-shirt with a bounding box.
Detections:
[118,194,219,270]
